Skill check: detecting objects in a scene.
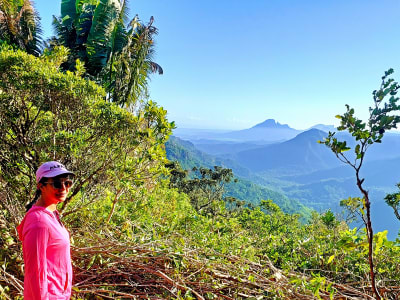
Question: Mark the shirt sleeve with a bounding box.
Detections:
[23,224,49,300]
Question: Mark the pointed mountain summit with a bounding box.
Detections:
[172,119,300,143]
[219,119,300,143]
[252,119,291,129]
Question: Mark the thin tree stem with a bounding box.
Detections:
[356,171,381,300]
[107,188,124,223]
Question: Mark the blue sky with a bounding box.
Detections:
[35,0,400,130]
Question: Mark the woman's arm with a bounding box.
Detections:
[23,225,49,300]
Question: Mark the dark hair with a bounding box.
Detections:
[26,177,48,212]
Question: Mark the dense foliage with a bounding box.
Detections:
[0,45,174,298]
[51,0,163,106]
[165,135,311,217]
[0,45,172,211]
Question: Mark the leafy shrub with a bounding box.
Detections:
[0,45,173,297]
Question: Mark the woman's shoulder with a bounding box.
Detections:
[24,206,54,227]
[17,206,58,240]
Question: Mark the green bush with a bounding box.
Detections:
[0,45,173,297]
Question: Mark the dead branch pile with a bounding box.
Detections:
[69,236,400,300]
[2,227,400,299]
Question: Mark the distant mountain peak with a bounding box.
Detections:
[309,124,336,133]
[290,128,328,142]
[252,119,291,129]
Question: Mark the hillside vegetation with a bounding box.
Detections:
[177,125,400,238]
[1,1,400,298]
[165,136,310,217]
[1,44,400,300]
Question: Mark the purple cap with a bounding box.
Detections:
[36,161,75,183]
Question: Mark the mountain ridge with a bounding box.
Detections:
[252,119,292,129]
[234,128,341,173]
[165,136,310,216]
[173,119,333,143]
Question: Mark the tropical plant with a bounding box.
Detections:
[0,0,42,55]
[320,69,400,299]
[108,15,163,106]
[385,183,400,221]
[167,164,247,217]
[51,0,162,106]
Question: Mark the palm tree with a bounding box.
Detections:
[52,0,162,106]
[108,16,163,106]
[0,0,42,55]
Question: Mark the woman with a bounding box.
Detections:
[17,161,75,300]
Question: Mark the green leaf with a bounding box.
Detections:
[327,255,335,264]
[374,230,388,255]
[355,144,360,155]
[61,0,77,27]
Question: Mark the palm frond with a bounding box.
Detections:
[112,0,128,53]
[75,2,95,47]
[149,61,163,75]
[51,15,76,50]
[86,0,121,75]
[21,0,43,55]
[60,0,77,28]
[0,0,43,55]
[110,16,162,106]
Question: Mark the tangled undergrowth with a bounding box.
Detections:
[2,185,400,300]
[3,232,400,300]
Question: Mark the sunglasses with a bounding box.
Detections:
[43,180,74,189]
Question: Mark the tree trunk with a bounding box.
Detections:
[356,176,381,300]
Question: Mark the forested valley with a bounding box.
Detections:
[1,1,400,299]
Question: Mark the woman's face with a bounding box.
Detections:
[39,176,73,205]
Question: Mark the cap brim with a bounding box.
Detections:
[37,170,75,183]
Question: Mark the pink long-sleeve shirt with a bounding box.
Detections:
[17,205,73,300]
